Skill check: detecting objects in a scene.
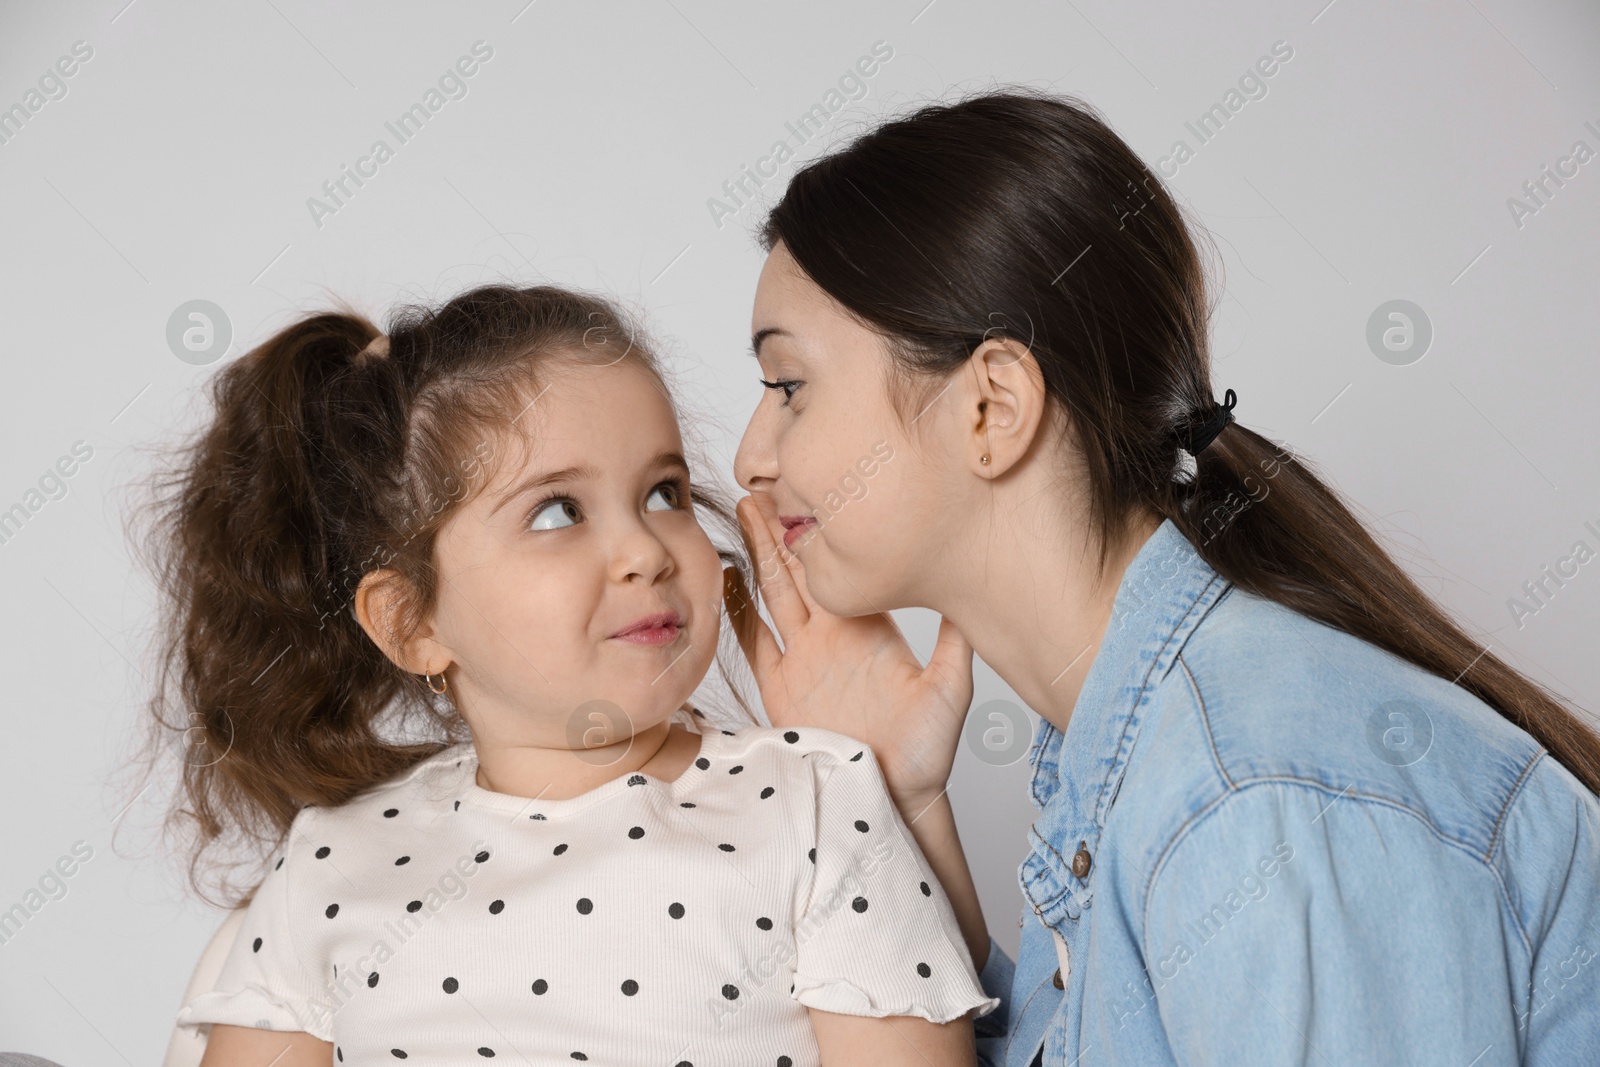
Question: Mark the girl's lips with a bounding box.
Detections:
[612,623,682,646]
[780,516,816,548]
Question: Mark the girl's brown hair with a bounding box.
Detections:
[759,89,1600,794]
[130,284,754,907]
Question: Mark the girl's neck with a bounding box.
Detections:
[472,718,704,802]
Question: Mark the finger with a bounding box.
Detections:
[736,495,810,639]
[724,566,782,682]
[750,493,825,617]
[923,614,976,712]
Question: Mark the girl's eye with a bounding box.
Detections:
[527,497,581,531]
[759,378,802,406]
[645,480,686,512]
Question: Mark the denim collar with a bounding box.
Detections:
[1018,517,1231,927]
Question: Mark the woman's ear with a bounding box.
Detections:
[964,337,1047,477]
[354,569,447,674]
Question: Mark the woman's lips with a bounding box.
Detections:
[780,515,816,548]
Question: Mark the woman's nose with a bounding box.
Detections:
[734,398,779,493]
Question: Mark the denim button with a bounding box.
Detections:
[1052,967,1064,989]
[1071,843,1092,879]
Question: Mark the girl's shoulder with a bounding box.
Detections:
[281,741,474,846]
[711,723,879,770]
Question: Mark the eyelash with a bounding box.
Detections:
[759,378,802,406]
[523,476,690,529]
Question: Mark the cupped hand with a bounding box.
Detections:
[723,493,974,808]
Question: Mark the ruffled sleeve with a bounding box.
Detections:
[790,741,1001,1024]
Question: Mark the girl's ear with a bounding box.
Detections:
[355,568,447,674]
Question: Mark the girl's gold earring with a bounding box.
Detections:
[425,670,449,695]
[979,454,991,466]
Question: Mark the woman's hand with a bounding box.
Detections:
[723,493,974,810]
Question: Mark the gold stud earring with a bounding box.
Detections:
[979,454,991,466]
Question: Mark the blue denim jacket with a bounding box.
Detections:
[972,518,1600,1065]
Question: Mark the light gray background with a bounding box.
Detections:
[2,0,1597,1061]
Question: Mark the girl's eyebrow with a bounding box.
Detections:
[487,452,690,518]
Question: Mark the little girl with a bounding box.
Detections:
[156,283,998,1066]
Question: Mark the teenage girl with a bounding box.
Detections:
[147,284,998,1065]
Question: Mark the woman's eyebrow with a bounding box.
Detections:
[750,327,790,357]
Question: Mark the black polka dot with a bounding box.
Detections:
[783,731,799,743]
[475,850,490,863]
[368,972,380,988]
[627,774,647,786]
[571,1054,587,1061]
[489,899,505,914]
[406,900,423,913]
[718,843,735,852]
[779,1058,793,1067]
[391,1051,407,1059]
[336,1048,343,1062]
[577,897,593,915]
[530,813,546,820]
[315,846,331,859]
[680,802,697,808]
[854,820,869,832]
[850,751,863,761]
[851,897,868,913]
[553,843,568,855]
[760,786,775,799]
[694,758,710,770]
[274,857,283,870]
[628,826,645,840]
[756,917,773,931]
[721,984,740,1000]
[621,979,638,996]
[720,729,734,735]
[383,808,398,818]
[325,903,339,918]
[442,976,459,994]
[478,1048,494,1057]
[668,902,685,919]
[252,937,262,952]
[729,764,744,774]
[919,881,931,896]
[916,962,932,978]
[454,800,461,810]
[807,848,816,864]
[532,979,548,995]
[395,856,410,865]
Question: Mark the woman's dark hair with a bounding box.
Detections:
[759,88,1600,794]
[128,284,755,907]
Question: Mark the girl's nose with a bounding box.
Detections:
[609,522,674,585]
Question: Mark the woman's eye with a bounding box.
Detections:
[759,378,802,406]
[645,481,684,512]
[528,497,581,531]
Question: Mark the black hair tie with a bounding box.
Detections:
[1178,388,1237,455]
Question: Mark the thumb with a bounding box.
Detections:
[923,614,975,710]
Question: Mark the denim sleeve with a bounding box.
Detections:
[1141,781,1526,1066]
[973,934,1014,1067]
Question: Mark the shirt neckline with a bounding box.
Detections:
[1019,518,1231,925]
[445,725,720,820]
